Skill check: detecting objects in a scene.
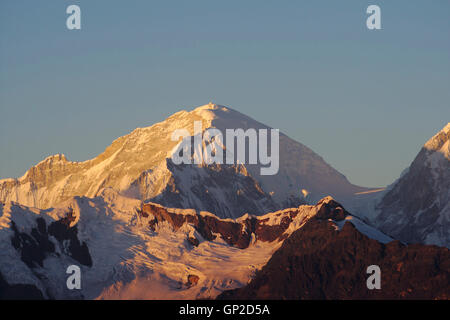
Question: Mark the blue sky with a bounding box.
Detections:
[1,0,449,187]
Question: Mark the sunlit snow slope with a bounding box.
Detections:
[0,103,368,218]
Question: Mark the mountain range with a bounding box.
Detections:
[0,104,369,219]
[0,103,448,299]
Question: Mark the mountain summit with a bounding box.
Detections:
[0,103,368,218]
[372,123,450,247]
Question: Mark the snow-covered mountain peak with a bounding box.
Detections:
[424,122,450,160]
[193,102,228,113]
[0,103,369,217]
[365,123,450,248]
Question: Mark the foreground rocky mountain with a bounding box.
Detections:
[0,192,393,299]
[355,123,450,248]
[219,205,450,300]
[0,103,369,219]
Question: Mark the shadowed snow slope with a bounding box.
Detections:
[0,103,369,219]
[356,123,450,248]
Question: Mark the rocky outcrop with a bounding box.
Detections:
[186,275,200,288]
[218,216,450,300]
[140,198,347,249]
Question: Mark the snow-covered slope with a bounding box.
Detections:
[0,103,368,218]
[0,192,390,299]
[360,123,450,248]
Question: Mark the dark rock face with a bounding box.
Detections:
[187,236,200,247]
[141,203,255,249]
[0,271,44,300]
[140,200,344,249]
[10,209,92,269]
[186,275,200,287]
[47,210,92,267]
[11,218,55,268]
[218,218,450,300]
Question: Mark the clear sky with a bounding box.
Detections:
[1,0,449,187]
